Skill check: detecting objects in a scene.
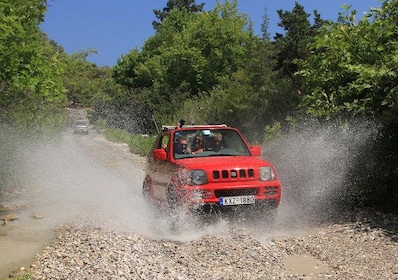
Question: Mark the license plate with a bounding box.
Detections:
[219,195,255,206]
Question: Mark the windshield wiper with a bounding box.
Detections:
[207,153,235,157]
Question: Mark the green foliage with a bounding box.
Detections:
[168,33,278,138]
[113,0,252,115]
[152,0,205,29]
[13,273,34,280]
[274,2,329,80]
[0,124,23,191]
[263,122,282,144]
[260,2,329,135]
[0,0,66,134]
[93,88,154,134]
[0,0,394,213]
[113,50,153,89]
[104,128,154,155]
[63,54,113,107]
[296,0,398,213]
[104,128,133,144]
[297,0,398,124]
[170,93,210,126]
[127,135,155,156]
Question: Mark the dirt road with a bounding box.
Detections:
[1,131,397,279]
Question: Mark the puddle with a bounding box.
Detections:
[284,254,329,279]
[0,214,54,278]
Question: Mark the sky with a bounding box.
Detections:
[40,0,382,67]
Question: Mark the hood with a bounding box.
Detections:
[177,155,273,170]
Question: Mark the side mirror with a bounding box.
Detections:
[250,145,262,157]
[153,148,167,161]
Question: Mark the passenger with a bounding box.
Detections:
[176,119,185,129]
[209,132,223,152]
[191,135,204,154]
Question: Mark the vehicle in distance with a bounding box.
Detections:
[143,124,281,215]
[73,120,89,134]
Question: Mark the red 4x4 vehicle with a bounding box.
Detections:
[143,124,281,214]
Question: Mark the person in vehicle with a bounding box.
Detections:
[176,119,185,129]
[208,132,223,152]
[174,136,190,154]
[191,135,204,154]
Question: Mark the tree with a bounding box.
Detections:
[152,0,205,29]
[0,0,66,132]
[261,7,270,40]
[157,0,251,94]
[296,0,398,211]
[113,0,253,122]
[274,2,328,80]
[297,2,398,122]
[62,52,112,107]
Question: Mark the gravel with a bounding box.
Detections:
[6,130,398,280]
[27,213,398,280]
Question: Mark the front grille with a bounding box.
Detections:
[265,186,278,196]
[213,168,255,180]
[215,188,258,198]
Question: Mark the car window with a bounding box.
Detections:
[154,133,170,150]
[148,133,170,163]
[173,129,250,159]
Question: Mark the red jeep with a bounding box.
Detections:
[143,124,281,214]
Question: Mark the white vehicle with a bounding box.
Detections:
[73,120,89,134]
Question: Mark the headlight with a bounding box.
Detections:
[187,169,208,185]
[259,167,275,181]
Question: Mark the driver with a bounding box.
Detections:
[174,137,191,154]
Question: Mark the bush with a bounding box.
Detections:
[103,128,154,156]
[127,135,155,156]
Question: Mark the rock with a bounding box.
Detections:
[30,213,43,219]
[0,214,18,221]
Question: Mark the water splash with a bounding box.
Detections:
[0,118,380,275]
[262,118,379,227]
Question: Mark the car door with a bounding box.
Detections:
[147,132,176,202]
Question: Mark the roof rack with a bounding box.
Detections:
[161,124,227,130]
[162,125,177,130]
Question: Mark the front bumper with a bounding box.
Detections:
[191,199,278,214]
[180,181,281,212]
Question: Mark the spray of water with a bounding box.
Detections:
[1,129,228,238]
[261,118,379,231]
[0,118,379,274]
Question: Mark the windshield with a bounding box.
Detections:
[173,129,250,159]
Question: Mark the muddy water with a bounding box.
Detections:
[284,254,329,279]
[0,214,54,278]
